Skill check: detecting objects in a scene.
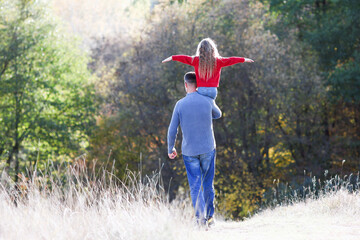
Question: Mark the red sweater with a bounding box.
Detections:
[172,55,245,87]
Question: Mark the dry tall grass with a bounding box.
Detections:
[0,161,359,240]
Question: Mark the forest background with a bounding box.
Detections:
[0,0,359,219]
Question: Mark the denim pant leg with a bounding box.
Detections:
[199,149,216,219]
[183,155,205,220]
[197,87,218,100]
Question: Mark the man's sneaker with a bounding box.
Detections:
[196,218,207,228]
[207,216,215,228]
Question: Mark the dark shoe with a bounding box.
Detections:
[196,218,207,227]
[207,216,215,228]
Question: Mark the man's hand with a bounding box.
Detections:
[168,149,177,159]
[162,56,172,63]
[244,58,254,63]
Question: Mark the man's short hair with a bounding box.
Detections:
[184,72,196,85]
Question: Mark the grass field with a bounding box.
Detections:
[0,165,359,240]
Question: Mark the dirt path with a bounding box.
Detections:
[196,191,360,240]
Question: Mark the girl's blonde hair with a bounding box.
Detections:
[195,38,220,80]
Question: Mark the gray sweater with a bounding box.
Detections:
[167,92,221,156]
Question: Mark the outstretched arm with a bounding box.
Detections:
[244,58,254,63]
[172,55,196,66]
[162,56,172,63]
[162,55,195,66]
[218,57,254,67]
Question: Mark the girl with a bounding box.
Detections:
[162,38,254,100]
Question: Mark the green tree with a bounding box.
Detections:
[267,0,360,101]
[266,0,360,172]
[89,0,339,219]
[0,0,96,182]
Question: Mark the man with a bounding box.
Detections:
[167,72,221,227]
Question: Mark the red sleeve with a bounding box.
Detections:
[172,55,196,66]
[217,57,245,67]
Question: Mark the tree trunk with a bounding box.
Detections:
[263,104,271,171]
[321,102,331,171]
[14,144,20,184]
[295,113,306,169]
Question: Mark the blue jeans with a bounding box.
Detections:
[183,149,216,221]
[197,87,217,100]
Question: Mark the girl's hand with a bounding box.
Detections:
[244,58,254,63]
[162,56,172,63]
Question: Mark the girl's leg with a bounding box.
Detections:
[197,87,218,100]
[198,88,221,118]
